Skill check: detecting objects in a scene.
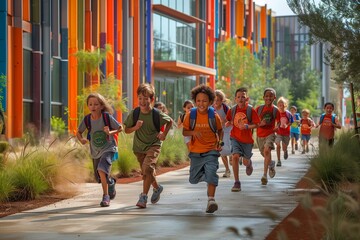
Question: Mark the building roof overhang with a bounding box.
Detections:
[152,4,205,24]
[154,60,216,76]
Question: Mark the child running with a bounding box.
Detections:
[77,93,123,207]
[317,102,341,148]
[300,109,315,154]
[275,97,293,167]
[177,100,194,149]
[124,83,173,208]
[213,89,232,178]
[256,88,280,185]
[290,106,301,154]
[182,84,223,214]
[226,87,260,192]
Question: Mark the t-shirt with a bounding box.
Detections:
[182,109,222,154]
[300,118,314,135]
[123,108,172,153]
[319,114,337,140]
[256,105,281,138]
[226,104,260,144]
[277,111,293,136]
[78,114,121,159]
[290,113,300,134]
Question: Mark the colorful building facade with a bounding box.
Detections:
[0,0,275,139]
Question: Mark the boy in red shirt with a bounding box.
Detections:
[256,88,281,185]
[183,84,223,214]
[300,109,315,154]
[317,102,341,148]
[226,87,260,192]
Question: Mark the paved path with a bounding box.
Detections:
[0,149,312,240]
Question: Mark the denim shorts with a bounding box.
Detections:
[290,132,300,141]
[188,150,220,186]
[230,138,253,160]
[301,134,311,141]
[93,151,114,184]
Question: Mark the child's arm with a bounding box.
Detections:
[334,118,342,129]
[104,124,123,136]
[76,131,87,145]
[124,120,143,134]
[158,119,173,141]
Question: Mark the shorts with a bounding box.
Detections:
[301,134,311,142]
[220,131,232,156]
[256,133,276,157]
[275,134,290,146]
[230,138,253,160]
[93,151,114,184]
[134,145,161,182]
[290,132,300,141]
[188,150,220,186]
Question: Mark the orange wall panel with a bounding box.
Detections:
[106,0,114,75]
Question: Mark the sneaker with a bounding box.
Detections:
[245,160,253,176]
[268,161,276,178]
[151,185,163,204]
[108,178,116,200]
[100,195,110,207]
[295,144,298,150]
[223,170,231,178]
[292,149,295,154]
[306,146,309,153]
[301,150,305,154]
[231,181,241,192]
[261,175,268,185]
[206,199,218,213]
[284,150,288,160]
[276,160,282,167]
[136,194,148,208]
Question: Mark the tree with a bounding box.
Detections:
[286,0,360,90]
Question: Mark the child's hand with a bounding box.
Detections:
[259,119,267,127]
[135,120,143,129]
[103,126,110,135]
[225,121,232,127]
[157,132,166,141]
[79,138,88,145]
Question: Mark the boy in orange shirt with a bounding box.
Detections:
[183,84,223,214]
[256,88,281,185]
[317,102,341,148]
[226,87,260,192]
[300,109,315,154]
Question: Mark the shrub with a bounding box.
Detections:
[0,141,9,153]
[0,171,15,202]
[158,129,188,166]
[50,116,67,139]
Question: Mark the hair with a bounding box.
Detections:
[137,83,155,99]
[215,89,226,102]
[324,102,334,109]
[86,93,113,114]
[191,84,215,103]
[277,97,288,107]
[154,101,168,113]
[301,108,310,115]
[183,100,194,108]
[263,87,276,97]
[290,105,297,111]
[235,87,248,97]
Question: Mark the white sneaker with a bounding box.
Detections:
[222,170,231,178]
[206,199,218,213]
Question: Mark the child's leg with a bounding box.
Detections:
[263,145,272,175]
[98,170,109,195]
[221,156,230,173]
[231,154,240,182]
[207,183,216,198]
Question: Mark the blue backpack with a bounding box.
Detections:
[189,107,218,133]
[319,113,336,124]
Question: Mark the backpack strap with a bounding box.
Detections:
[189,107,217,133]
[319,113,325,124]
[231,105,237,121]
[246,104,253,123]
[222,103,229,114]
[285,110,293,123]
[102,112,111,129]
[84,114,92,141]
[331,114,336,124]
[272,106,279,119]
[132,107,161,132]
[257,105,265,117]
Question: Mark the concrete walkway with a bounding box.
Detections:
[0,148,312,240]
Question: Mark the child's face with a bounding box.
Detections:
[290,108,296,114]
[138,93,153,111]
[324,105,334,115]
[184,103,194,113]
[263,91,276,106]
[87,97,103,114]
[213,96,223,109]
[155,105,166,113]
[277,101,285,111]
[195,93,212,114]
[234,91,248,106]
[302,112,309,118]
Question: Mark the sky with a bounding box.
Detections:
[253,0,295,16]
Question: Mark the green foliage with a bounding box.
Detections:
[287,0,360,90]
[0,74,6,111]
[50,116,67,138]
[74,44,111,76]
[0,171,15,202]
[158,129,188,166]
[113,132,139,177]
[0,141,9,153]
[311,131,360,190]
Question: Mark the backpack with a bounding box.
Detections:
[132,107,161,132]
[319,113,336,124]
[257,105,279,120]
[189,107,218,133]
[230,104,253,123]
[222,103,229,114]
[84,112,119,161]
